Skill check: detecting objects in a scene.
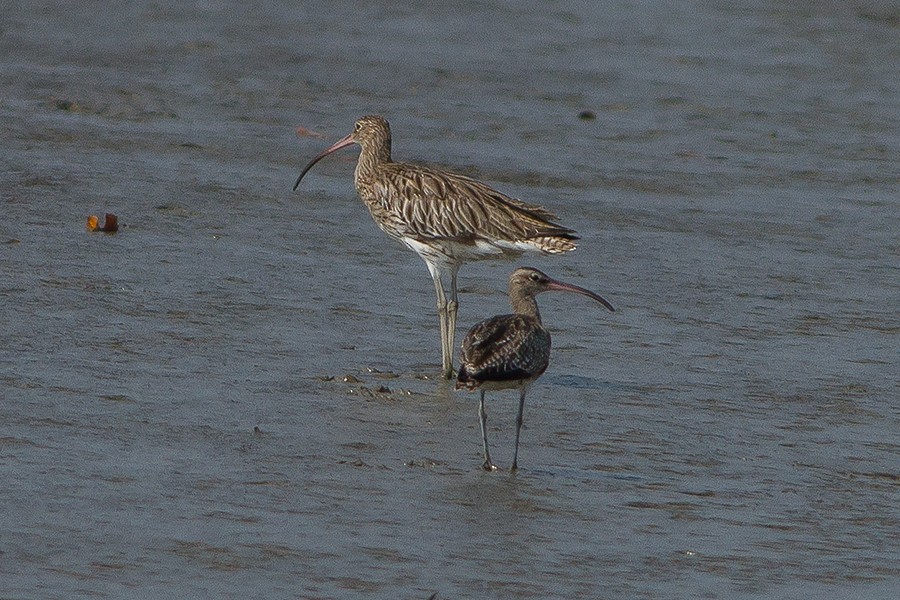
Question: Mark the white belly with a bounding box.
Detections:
[401,236,531,268]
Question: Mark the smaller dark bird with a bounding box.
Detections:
[456,267,614,472]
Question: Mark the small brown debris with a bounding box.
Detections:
[578,110,597,120]
[87,213,119,233]
[55,98,82,111]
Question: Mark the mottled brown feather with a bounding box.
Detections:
[456,314,551,390]
[367,164,576,246]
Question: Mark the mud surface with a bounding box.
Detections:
[2,1,899,598]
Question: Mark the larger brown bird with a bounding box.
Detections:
[456,267,614,472]
[293,115,578,378]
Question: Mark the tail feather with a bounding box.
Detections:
[530,235,578,254]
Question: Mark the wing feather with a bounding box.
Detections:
[457,315,551,387]
[372,162,578,250]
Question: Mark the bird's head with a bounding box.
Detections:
[509,267,614,312]
[293,115,392,191]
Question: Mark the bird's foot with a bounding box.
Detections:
[482,460,498,472]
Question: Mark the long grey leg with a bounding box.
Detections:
[425,261,452,378]
[511,387,527,472]
[479,390,496,471]
[446,264,460,378]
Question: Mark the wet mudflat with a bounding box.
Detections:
[1,1,898,598]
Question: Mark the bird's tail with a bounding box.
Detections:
[531,234,578,254]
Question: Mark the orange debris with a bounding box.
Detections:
[87,213,119,233]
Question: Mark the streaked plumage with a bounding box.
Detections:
[293,115,578,378]
[456,267,614,472]
[457,315,551,387]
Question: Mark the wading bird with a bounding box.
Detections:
[293,116,577,378]
[456,267,614,471]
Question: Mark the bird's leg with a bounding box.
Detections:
[427,263,453,378]
[479,390,496,471]
[446,265,460,377]
[511,387,527,472]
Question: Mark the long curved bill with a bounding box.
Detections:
[546,278,615,312]
[292,133,356,191]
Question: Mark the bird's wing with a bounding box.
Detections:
[372,163,578,245]
[459,315,551,384]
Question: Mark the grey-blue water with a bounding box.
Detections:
[1,1,898,598]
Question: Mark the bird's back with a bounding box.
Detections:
[359,162,578,259]
[456,313,551,390]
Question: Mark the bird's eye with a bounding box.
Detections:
[529,272,541,281]
[354,122,362,132]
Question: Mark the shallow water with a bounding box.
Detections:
[1,1,898,598]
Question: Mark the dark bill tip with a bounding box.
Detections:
[547,279,615,312]
[292,133,356,192]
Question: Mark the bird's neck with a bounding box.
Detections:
[510,291,542,322]
[355,140,392,185]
